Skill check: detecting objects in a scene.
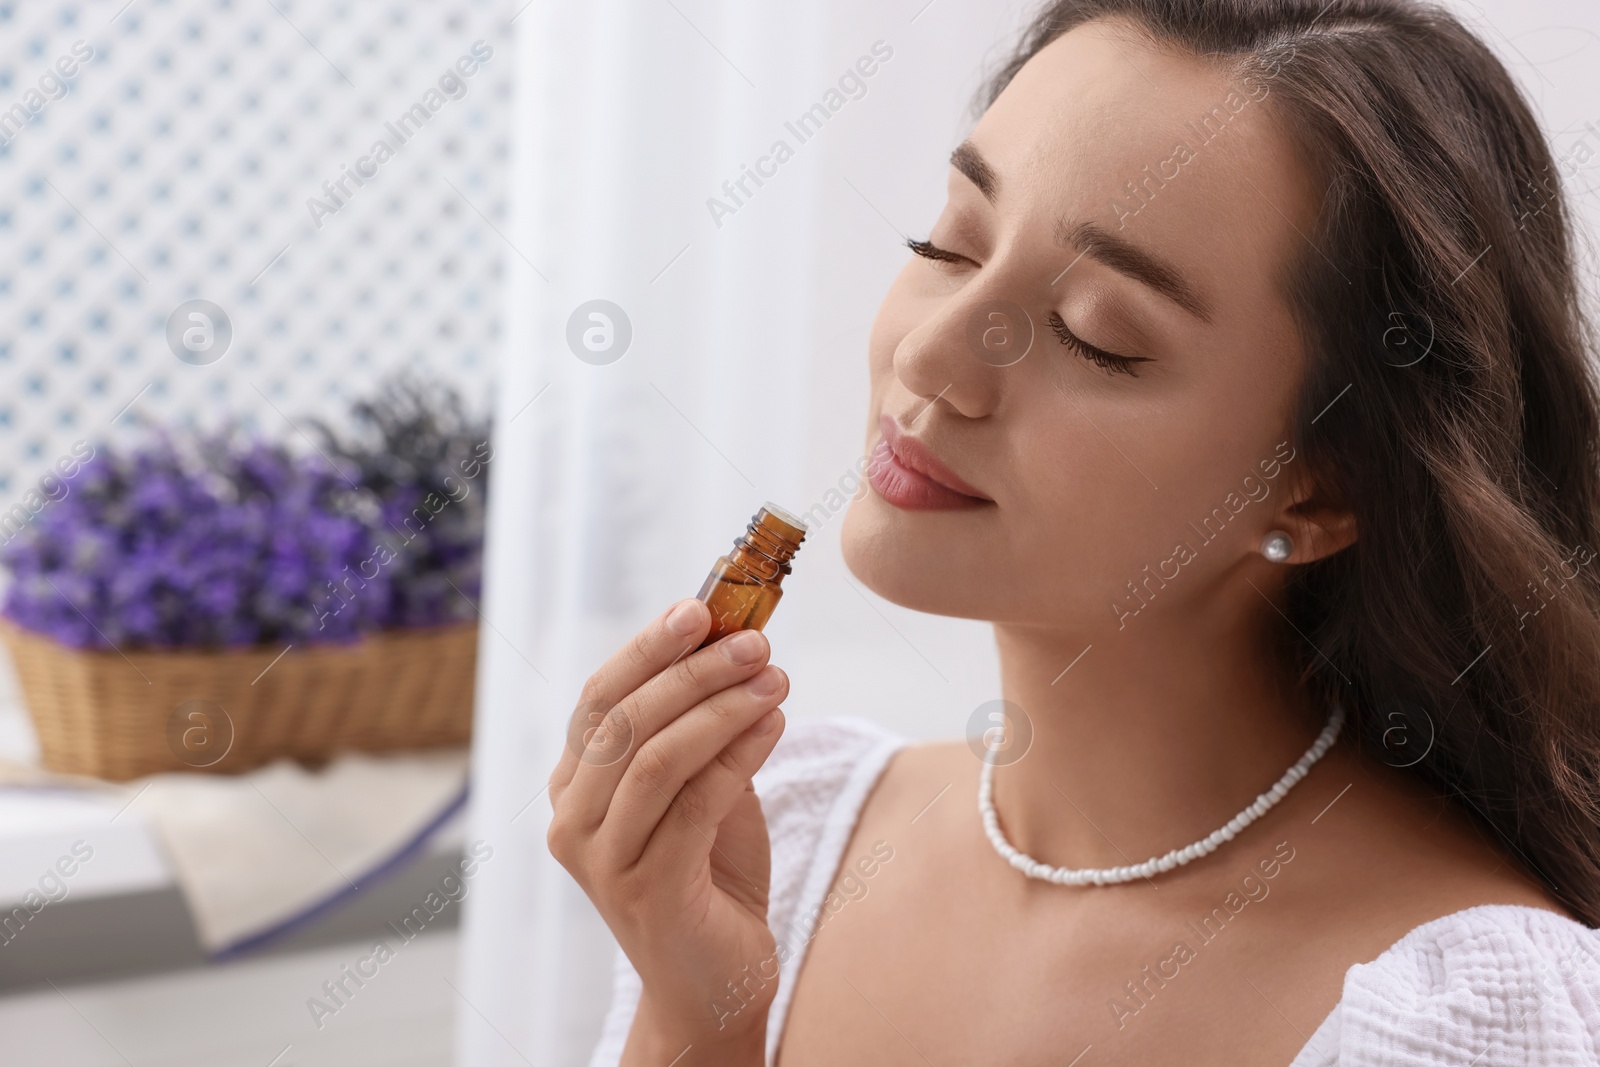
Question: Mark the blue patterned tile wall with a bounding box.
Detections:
[0,0,508,497]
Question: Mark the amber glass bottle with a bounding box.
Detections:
[695,502,808,649]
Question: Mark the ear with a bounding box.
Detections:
[1265,470,1357,564]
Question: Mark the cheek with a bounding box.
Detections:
[987,383,1246,610]
[1000,394,1161,567]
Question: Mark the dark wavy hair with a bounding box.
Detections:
[981,0,1600,925]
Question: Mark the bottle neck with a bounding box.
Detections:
[728,516,801,582]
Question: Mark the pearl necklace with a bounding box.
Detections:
[978,703,1345,886]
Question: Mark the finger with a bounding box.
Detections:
[641,706,786,874]
[550,598,708,793]
[561,629,773,828]
[599,665,788,862]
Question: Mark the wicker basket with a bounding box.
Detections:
[0,621,479,781]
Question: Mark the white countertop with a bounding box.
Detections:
[0,667,178,910]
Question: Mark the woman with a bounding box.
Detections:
[551,1,1600,1063]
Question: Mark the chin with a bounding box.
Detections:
[839,488,994,617]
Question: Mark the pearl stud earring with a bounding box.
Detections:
[1261,530,1294,563]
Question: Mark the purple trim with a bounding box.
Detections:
[209,777,471,961]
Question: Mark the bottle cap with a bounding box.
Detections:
[759,501,808,540]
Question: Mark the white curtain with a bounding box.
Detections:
[454,2,1029,1063]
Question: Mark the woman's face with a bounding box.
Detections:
[841,18,1325,632]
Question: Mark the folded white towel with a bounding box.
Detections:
[0,748,469,953]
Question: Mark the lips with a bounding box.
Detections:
[867,413,991,511]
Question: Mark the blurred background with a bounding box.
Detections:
[0,0,1594,1064]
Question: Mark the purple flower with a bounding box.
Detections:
[1,377,491,650]
[0,433,400,649]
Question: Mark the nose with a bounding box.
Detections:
[892,284,1030,421]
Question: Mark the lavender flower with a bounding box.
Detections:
[311,373,492,630]
[1,375,491,650]
[0,433,393,649]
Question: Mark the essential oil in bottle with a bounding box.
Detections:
[695,502,808,649]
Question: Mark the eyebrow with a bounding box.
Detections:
[1056,217,1215,324]
[948,139,1215,325]
[949,140,998,203]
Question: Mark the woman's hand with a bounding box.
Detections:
[547,598,788,1065]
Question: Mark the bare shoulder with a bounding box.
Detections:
[854,736,978,826]
[1201,739,1583,1037]
[1299,741,1574,921]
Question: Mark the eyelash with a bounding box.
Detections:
[1045,311,1149,378]
[906,237,964,264]
[906,236,1152,378]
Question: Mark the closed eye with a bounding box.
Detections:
[907,236,968,265]
[1046,311,1151,378]
[911,238,1152,378]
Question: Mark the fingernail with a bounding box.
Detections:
[750,709,780,736]
[719,630,766,665]
[744,666,783,697]
[666,600,702,636]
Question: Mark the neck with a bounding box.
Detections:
[987,600,1328,873]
